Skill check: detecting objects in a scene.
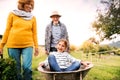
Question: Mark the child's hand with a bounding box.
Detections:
[39,62,45,67]
[83,62,88,67]
[81,61,91,68]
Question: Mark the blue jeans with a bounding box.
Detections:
[8,47,33,80]
[48,55,80,72]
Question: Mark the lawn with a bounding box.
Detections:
[32,50,120,80]
[2,47,120,80]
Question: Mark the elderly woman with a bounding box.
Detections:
[0,0,39,80]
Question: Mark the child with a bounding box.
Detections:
[39,39,90,72]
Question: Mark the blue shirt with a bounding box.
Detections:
[51,24,61,47]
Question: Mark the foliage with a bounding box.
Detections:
[0,57,17,80]
[80,38,99,54]
[113,48,120,55]
[80,37,118,55]
[98,44,113,53]
[92,0,120,40]
[81,41,96,53]
[70,44,77,51]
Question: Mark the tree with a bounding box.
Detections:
[80,37,99,54]
[92,0,120,41]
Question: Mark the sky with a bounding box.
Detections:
[0,0,101,46]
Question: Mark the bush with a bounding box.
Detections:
[0,57,17,80]
[70,44,77,51]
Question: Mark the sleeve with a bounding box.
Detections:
[32,16,38,48]
[62,23,70,52]
[0,12,13,48]
[67,53,81,63]
[45,25,48,51]
[43,57,49,67]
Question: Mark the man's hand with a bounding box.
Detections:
[45,50,49,55]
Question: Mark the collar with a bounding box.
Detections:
[12,9,33,20]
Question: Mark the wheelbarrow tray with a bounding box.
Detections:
[38,63,93,80]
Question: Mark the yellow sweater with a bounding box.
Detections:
[0,12,38,48]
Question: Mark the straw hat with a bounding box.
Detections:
[50,11,61,18]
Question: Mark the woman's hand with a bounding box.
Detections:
[34,48,39,56]
[0,48,3,55]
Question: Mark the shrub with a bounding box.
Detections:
[0,57,17,80]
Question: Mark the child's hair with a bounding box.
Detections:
[57,39,68,48]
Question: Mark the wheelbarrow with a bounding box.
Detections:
[38,63,93,80]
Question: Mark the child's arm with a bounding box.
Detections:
[38,57,49,68]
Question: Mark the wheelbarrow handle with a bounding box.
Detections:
[0,54,3,59]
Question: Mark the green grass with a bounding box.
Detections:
[81,53,120,80]
[2,48,120,80]
[32,51,120,80]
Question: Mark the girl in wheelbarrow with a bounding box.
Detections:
[39,39,91,72]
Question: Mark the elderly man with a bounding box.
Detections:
[45,11,70,55]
